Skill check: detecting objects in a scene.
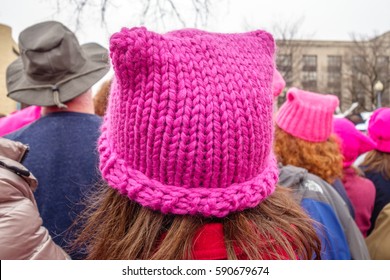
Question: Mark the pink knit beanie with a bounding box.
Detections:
[276,88,339,142]
[272,69,286,97]
[333,118,376,167]
[368,108,390,153]
[98,27,278,217]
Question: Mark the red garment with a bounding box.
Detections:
[192,223,291,260]
[342,167,376,237]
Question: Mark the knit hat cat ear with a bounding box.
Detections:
[109,27,161,85]
[272,69,286,97]
[276,88,339,142]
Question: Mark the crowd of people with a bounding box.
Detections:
[0,21,389,260]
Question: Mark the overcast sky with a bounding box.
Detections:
[1,0,390,47]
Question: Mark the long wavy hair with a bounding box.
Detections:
[274,125,343,184]
[362,150,390,179]
[71,184,321,260]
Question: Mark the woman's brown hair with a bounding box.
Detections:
[361,150,390,179]
[71,184,321,260]
[274,125,343,184]
[94,79,112,117]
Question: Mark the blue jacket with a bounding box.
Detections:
[279,165,370,259]
[5,112,102,259]
[364,171,390,235]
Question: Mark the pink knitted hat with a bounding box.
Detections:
[333,118,376,167]
[276,88,339,142]
[368,108,390,153]
[0,106,41,137]
[272,69,286,97]
[99,27,278,217]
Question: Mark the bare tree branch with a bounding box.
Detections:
[54,0,218,30]
[166,0,186,27]
[100,0,109,27]
[344,32,390,110]
[140,0,151,25]
[72,0,89,31]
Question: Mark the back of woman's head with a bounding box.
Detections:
[274,88,342,183]
[367,108,390,154]
[74,184,320,259]
[73,27,321,259]
[361,108,390,179]
[361,150,390,180]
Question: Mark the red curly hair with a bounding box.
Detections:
[274,125,343,184]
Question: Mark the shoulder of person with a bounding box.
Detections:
[0,138,37,193]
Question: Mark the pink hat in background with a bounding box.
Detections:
[368,108,390,153]
[99,27,278,217]
[333,118,376,167]
[276,88,339,142]
[272,69,286,97]
[0,106,41,137]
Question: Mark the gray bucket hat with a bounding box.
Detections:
[6,21,110,107]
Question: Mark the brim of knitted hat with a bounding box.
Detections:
[375,140,390,153]
[98,128,278,218]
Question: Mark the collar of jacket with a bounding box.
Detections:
[0,137,37,190]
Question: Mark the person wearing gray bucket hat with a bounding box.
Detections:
[4,21,109,259]
[6,21,109,107]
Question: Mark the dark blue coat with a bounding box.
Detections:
[5,112,102,259]
[364,171,390,235]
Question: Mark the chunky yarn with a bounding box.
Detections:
[276,88,339,143]
[99,27,278,217]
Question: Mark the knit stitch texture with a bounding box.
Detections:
[99,27,278,217]
[276,88,339,142]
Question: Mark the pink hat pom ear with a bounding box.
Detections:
[272,69,286,97]
[330,94,340,109]
[286,88,298,101]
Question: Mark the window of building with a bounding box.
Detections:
[328,72,341,86]
[327,56,342,102]
[302,55,317,90]
[302,71,317,90]
[328,55,342,70]
[303,55,317,66]
[276,54,293,87]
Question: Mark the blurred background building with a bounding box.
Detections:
[276,31,390,112]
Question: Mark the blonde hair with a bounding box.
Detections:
[94,79,111,116]
[362,150,390,179]
[71,185,321,260]
[274,126,343,184]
